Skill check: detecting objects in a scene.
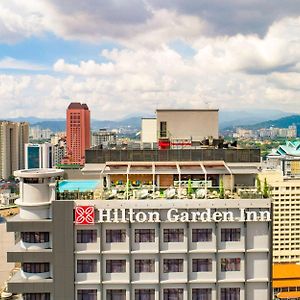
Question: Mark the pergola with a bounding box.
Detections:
[98,161,237,199]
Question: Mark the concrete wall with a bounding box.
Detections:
[63,168,99,180]
[156,110,219,140]
[141,118,157,143]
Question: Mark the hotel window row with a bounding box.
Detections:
[76,228,242,244]
[76,288,241,300]
[76,258,241,274]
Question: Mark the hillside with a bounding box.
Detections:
[243,115,300,130]
[25,117,143,132]
[3,109,293,132]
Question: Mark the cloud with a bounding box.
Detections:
[151,0,300,36]
[0,1,299,119]
[0,1,45,43]
[0,57,46,70]
[53,17,300,77]
[0,0,299,46]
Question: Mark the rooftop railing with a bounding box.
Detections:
[56,183,265,201]
[86,148,260,163]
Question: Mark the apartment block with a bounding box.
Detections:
[0,121,29,179]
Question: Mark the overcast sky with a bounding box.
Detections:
[0,0,299,119]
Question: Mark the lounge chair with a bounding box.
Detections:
[165,188,176,199]
[139,189,149,199]
[107,189,117,199]
[196,189,206,199]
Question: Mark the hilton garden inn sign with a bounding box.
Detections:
[75,206,271,225]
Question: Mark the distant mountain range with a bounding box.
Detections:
[2,109,295,132]
[4,116,143,132]
[219,109,292,129]
[239,114,300,130]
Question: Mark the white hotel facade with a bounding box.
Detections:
[6,163,272,300]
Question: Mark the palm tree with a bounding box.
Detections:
[187,178,193,198]
[263,178,269,198]
[219,177,224,199]
[256,176,261,194]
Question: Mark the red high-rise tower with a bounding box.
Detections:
[65,102,90,165]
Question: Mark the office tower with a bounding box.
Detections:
[24,143,54,169]
[91,129,117,147]
[65,102,90,165]
[261,167,300,263]
[0,121,29,179]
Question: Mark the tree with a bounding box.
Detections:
[263,178,269,198]
[187,178,193,198]
[219,177,224,199]
[256,176,261,194]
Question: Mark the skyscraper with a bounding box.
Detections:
[65,103,90,165]
[0,121,29,179]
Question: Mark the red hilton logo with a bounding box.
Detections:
[75,206,95,225]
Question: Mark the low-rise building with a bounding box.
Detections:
[273,263,300,299]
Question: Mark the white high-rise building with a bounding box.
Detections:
[24,143,54,169]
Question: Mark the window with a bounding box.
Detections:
[77,230,97,243]
[192,289,212,300]
[22,263,49,274]
[23,294,50,300]
[220,288,240,300]
[21,232,49,243]
[106,229,126,243]
[221,258,241,272]
[77,290,97,300]
[163,259,183,273]
[163,289,183,300]
[106,260,126,273]
[77,260,97,273]
[135,229,155,243]
[160,121,167,138]
[192,259,212,272]
[163,229,184,242]
[192,229,212,242]
[107,289,126,300]
[135,289,155,300]
[221,229,241,242]
[135,259,155,273]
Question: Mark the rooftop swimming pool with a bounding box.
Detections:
[58,180,100,192]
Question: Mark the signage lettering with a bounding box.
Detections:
[75,207,270,224]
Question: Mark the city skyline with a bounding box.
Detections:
[0,1,299,119]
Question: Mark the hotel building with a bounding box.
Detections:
[5,109,272,300]
[6,157,272,300]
